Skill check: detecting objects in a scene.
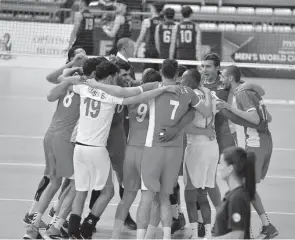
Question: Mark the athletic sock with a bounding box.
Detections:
[68,214,81,235]
[178,204,183,214]
[163,227,171,239]
[171,204,178,219]
[112,219,124,239]
[197,210,204,223]
[32,212,43,228]
[190,222,198,238]
[54,218,65,230]
[260,213,270,226]
[119,185,124,199]
[145,225,157,239]
[137,229,146,239]
[204,224,212,237]
[80,213,99,238]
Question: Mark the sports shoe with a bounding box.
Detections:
[43,225,63,239]
[198,222,205,238]
[60,226,69,239]
[257,224,279,239]
[48,207,56,218]
[23,225,43,239]
[171,213,186,234]
[23,213,48,230]
[124,213,137,230]
[62,220,69,230]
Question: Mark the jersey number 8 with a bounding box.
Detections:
[84,98,101,118]
[180,30,192,43]
[63,90,75,108]
[163,30,171,43]
[136,103,148,122]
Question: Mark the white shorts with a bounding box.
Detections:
[183,138,219,189]
[73,144,113,191]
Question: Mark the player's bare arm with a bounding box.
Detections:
[68,12,83,50]
[103,15,122,38]
[47,76,83,102]
[134,19,149,56]
[169,24,178,59]
[216,99,260,124]
[238,82,265,96]
[57,67,83,83]
[191,87,212,117]
[154,24,160,54]
[46,54,85,84]
[159,108,195,142]
[121,85,182,105]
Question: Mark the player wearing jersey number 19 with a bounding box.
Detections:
[136,59,212,240]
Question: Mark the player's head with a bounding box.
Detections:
[201,52,221,82]
[78,0,91,9]
[181,6,193,19]
[115,60,132,86]
[67,46,86,64]
[220,147,256,201]
[163,8,175,20]
[221,65,242,89]
[181,69,201,90]
[3,33,10,43]
[142,68,162,84]
[149,1,164,15]
[83,57,107,78]
[160,59,178,82]
[116,0,128,15]
[95,61,119,85]
[176,65,187,84]
[117,38,135,59]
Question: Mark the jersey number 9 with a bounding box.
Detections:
[84,98,101,118]
[85,18,94,30]
[136,103,148,122]
[163,30,171,43]
[180,30,192,43]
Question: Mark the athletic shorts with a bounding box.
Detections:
[123,145,144,191]
[141,146,183,194]
[73,144,113,191]
[107,126,126,183]
[246,133,273,183]
[178,135,187,176]
[43,131,74,178]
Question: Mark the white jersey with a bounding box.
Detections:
[72,84,124,147]
[186,89,217,144]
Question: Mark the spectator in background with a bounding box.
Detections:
[134,1,164,71]
[103,0,132,55]
[0,33,12,59]
[67,0,95,55]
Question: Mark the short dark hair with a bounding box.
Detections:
[67,46,84,63]
[181,69,201,90]
[226,65,241,83]
[142,69,162,83]
[203,52,221,67]
[164,8,175,20]
[151,1,164,14]
[83,57,107,76]
[181,6,193,18]
[95,61,119,80]
[177,65,188,77]
[115,60,131,71]
[161,59,178,79]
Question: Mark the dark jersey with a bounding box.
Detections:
[158,20,176,59]
[175,20,197,60]
[115,16,132,44]
[146,16,162,51]
[214,186,251,239]
[203,76,235,152]
[75,10,94,48]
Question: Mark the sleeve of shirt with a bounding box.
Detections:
[236,90,257,112]
[228,194,249,231]
[72,84,85,95]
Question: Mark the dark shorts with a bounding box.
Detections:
[246,133,273,183]
[43,131,74,178]
[123,145,144,191]
[141,146,183,194]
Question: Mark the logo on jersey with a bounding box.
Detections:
[232,213,241,223]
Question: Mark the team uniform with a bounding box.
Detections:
[235,89,272,183]
[141,88,201,194]
[175,20,197,60]
[184,90,219,190]
[144,16,163,70]
[72,85,124,191]
[203,77,236,153]
[73,10,95,55]
[157,20,176,59]
[44,89,80,178]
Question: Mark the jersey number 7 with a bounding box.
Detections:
[170,100,179,120]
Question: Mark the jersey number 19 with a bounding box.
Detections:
[84,98,101,118]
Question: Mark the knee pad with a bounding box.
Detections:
[89,190,101,210]
[184,189,197,203]
[169,183,180,205]
[34,176,50,201]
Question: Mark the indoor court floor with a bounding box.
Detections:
[0,63,294,239]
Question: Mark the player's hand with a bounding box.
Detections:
[69,75,85,85]
[109,54,117,63]
[216,99,231,111]
[71,53,87,66]
[205,127,216,141]
[85,78,98,88]
[158,128,178,142]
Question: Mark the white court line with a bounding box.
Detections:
[0,96,45,100]
[1,162,294,180]
[0,198,294,216]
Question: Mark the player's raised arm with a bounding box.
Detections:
[169,24,178,59]
[154,24,161,55]
[102,15,122,38]
[190,87,212,117]
[57,67,83,83]
[68,12,83,50]
[134,19,150,56]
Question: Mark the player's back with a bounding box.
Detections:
[175,20,196,60]
[146,16,162,49]
[48,90,80,136]
[146,88,193,147]
[158,20,176,58]
[75,10,94,45]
